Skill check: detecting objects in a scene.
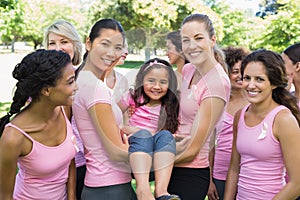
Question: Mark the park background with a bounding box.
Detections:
[0,0,299,114]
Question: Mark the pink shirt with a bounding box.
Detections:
[177,63,230,168]
[11,107,76,200]
[213,111,234,180]
[236,104,286,200]
[71,117,86,167]
[73,71,131,187]
[121,91,161,132]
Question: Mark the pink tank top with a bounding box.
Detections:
[10,107,76,200]
[213,111,234,180]
[236,104,286,200]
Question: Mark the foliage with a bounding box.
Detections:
[0,0,25,51]
[256,0,285,18]
[252,0,300,52]
[88,0,223,60]
[21,0,87,49]
[208,0,255,50]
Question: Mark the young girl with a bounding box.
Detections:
[118,58,181,200]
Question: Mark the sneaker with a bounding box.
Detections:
[156,194,181,200]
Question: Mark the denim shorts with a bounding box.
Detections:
[128,129,176,156]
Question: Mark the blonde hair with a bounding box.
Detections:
[44,20,82,66]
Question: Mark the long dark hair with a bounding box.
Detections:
[241,49,300,125]
[132,58,180,133]
[0,49,71,135]
[75,18,125,78]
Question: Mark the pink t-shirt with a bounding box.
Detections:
[236,104,286,200]
[176,63,230,168]
[213,111,234,180]
[72,71,131,187]
[121,91,161,132]
[11,107,76,200]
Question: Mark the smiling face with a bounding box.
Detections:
[48,63,78,106]
[243,61,275,104]
[143,67,169,106]
[86,28,123,74]
[47,32,74,61]
[230,60,243,89]
[166,39,181,65]
[181,21,215,67]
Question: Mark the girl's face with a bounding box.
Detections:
[230,60,243,89]
[166,39,181,65]
[143,67,169,105]
[242,61,275,104]
[48,63,78,106]
[86,29,123,72]
[48,33,75,61]
[181,21,215,66]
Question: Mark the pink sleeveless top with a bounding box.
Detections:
[9,107,76,200]
[213,111,234,180]
[236,104,286,200]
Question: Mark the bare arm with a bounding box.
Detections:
[88,103,129,162]
[272,110,300,199]
[0,127,23,200]
[175,97,225,164]
[223,110,241,200]
[66,158,76,200]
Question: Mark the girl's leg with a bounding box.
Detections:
[129,130,155,200]
[153,130,178,199]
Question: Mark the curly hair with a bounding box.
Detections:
[223,46,249,73]
[0,49,71,135]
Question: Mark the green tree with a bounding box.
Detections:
[89,0,223,60]
[0,0,25,52]
[22,0,87,49]
[252,0,300,52]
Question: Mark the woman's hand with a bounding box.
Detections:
[175,135,191,155]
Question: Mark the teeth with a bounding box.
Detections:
[248,91,258,95]
[103,59,113,65]
[189,52,200,57]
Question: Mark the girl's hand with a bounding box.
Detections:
[128,105,135,117]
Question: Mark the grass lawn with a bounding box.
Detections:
[121,60,144,69]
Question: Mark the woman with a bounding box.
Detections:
[207,46,249,200]
[72,18,136,200]
[43,20,86,200]
[0,49,78,200]
[166,31,189,89]
[224,49,300,199]
[282,43,300,99]
[167,13,231,200]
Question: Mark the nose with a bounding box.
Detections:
[55,43,62,51]
[153,82,161,89]
[74,82,79,91]
[189,39,197,49]
[247,79,256,89]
